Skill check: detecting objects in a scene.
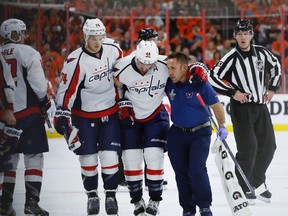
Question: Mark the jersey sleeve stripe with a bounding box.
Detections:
[63,64,81,108]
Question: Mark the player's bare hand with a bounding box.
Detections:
[264,90,274,104]
[233,91,250,104]
[1,109,16,125]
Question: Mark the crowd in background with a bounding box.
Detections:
[1,0,288,93]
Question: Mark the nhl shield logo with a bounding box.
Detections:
[256,59,264,72]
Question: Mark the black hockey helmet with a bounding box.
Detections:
[138,28,158,41]
[233,19,254,37]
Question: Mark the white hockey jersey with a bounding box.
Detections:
[114,56,169,120]
[1,43,48,118]
[0,49,15,110]
[56,41,123,118]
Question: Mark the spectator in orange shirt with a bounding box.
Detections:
[170,33,188,52]
[271,33,288,63]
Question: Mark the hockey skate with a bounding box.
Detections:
[0,202,16,216]
[183,211,196,216]
[199,208,213,216]
[105,196,118,215]
[87,193,100,215]
[255,183,272,203]
[245,191,256,205]
[146,199,160,216]
[24,198,49,216]
[133,197,146,216]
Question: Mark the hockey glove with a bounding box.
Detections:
[53,108,81,151]
[39,95,53,131]
[218,125,228,141]
[39,95,51,116]
[188,62,209,89]
[53,107,71,135]
[117,99,135,124]
[0,121,22,155]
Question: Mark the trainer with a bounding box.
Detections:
[166,52,228,216]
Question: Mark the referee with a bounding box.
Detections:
[209,19,282,204]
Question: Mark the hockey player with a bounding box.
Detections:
[0,18,51,215]
[114,40,170,216]
[137,28,169,190]
[165,52,228,216]
[0,51,23,210]
[0,48,16,127]
[118,27,168,192]
[53,18,123,216]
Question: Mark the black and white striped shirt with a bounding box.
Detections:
[209,44,282,104]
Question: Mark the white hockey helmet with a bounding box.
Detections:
[0,18,26,40]
[83,18,106,36]
[135,40,159,64]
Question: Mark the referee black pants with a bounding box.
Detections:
[230,100,276,192]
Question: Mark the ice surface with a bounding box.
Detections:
[12,132,288,215]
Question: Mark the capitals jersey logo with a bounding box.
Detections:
[186,92,193,98]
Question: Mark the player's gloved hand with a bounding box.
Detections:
[53,107,81,151]
[218,125,228,141]
[39,95,51,117]
[188,62,209,89]
[117,99,135,124]
[53,107,71,135]
[0,121,22,155]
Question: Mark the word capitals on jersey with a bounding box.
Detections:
[129,79,166,97]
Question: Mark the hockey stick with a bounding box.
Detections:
[44,112,53,134]
[44,81,58,134]
[48,81,56,100]
[62,126,81,151]
[196,93,255,196]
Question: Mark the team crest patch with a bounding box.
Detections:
[169,89,176,100]
[186,92,193,98]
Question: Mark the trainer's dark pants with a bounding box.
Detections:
[167,125,212,214]
[230,100,276,192]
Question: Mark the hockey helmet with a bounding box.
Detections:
[138,28,158,41]
[135,40,159,64]
[0,18,26,40]
[233,19,254,37]
[83,18,106,36]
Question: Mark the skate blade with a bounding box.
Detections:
[256,195,271,203]
[107,212,119,216]
[246,199,256,206]
[25,214,45,216]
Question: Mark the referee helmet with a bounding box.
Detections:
[138,28,158,41]
[233,19,254,37]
